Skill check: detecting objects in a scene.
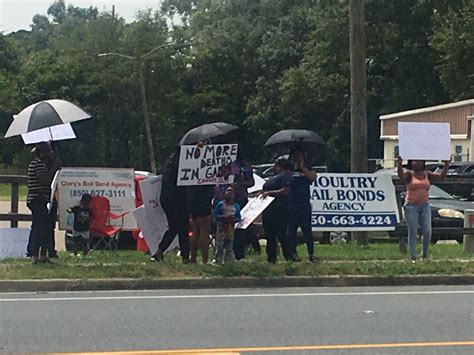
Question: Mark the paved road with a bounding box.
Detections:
[1,286,473,354]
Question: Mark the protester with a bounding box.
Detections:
[214,187,241,264]
[261,158,293,263]
[187,185,214,264]
[151,147,190,263]
[397,156,450,262]
[287,147,318,262]
[67,193,93,256]
[27,142,61,264]
[213,151,255,260]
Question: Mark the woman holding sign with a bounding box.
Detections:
[397,156,450,262]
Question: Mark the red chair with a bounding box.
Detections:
[89,196,126,253]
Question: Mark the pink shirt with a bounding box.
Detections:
[406,172,430,205]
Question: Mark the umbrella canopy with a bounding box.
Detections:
[4,99,91,138]
[264,129,325,150]
[179,122,239,145]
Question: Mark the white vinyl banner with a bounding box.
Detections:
[311,174,399,231]
[0,228,29,259]
[235,196,275,230]
[398,122,451,160]
[177,144,238,186]
[57,168,136,230]
[135,175,173,255]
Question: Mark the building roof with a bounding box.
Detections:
[380,99,474,139]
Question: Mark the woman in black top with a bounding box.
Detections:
[261,158,293,263]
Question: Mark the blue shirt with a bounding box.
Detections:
[288,169,312,206]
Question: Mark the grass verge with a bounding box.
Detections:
[0,244,473,280]
[0,184,27,201]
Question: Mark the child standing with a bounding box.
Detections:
[67,194,94,256]
[214,187,241,264]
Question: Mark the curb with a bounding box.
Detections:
[1,275,473,292]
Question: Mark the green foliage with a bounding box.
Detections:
[0,0,471,173]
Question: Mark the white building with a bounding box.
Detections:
[380,99,474,168]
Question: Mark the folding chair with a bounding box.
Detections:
[89,196,125,254]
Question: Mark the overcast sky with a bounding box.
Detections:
[0,0,162,33]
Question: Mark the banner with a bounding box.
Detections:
[135,175,174,255]
[311,173,399,231]
[235,196,275,230]
[177,144,238,186]
[0,228,29,259]
[57,168,136,230]
[398,122,451,160]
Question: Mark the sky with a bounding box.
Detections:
[0,0,162,33]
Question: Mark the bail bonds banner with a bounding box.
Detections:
[56,168,136,230]
[177,144,238,186]
[311,173,399,231]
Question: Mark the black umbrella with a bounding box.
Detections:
[264,129,325,150]
[4,99,91,138]
[179,122,239,145]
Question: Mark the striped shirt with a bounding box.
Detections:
[27,158,51,203]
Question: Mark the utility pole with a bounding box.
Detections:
[98,43,174,174]
[137,58,157,174]
[350,0,368,245]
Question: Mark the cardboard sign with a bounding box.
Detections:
[311,174,399,231]
[398,122,451,160]
[0,228,29,259]
[177,144,238,186]
[134,175,175,255]
[248,174,266,194]
[235,196,275,230]
[57,168,136,230]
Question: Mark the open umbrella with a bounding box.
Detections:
[264,129,324,150]
[4,99,91,138]
[179,122,238,145]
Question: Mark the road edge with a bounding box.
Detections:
[1,275,473,292]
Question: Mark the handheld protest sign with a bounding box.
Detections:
[177,144,238,186]
[398,122,451,161]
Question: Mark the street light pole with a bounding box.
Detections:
[98,42,174,174]
[136,57,157,174]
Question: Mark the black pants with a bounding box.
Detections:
[288,203,314,256]
[27,198,52,258]
[158,200,190,260]
[233,200,248,260]
[263,201,291,262]
[47,200,58,257]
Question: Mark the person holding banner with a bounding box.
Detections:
[287,147,318,262]
[261,158,293,263]
[397,157,450,262]
[151,148,190,263]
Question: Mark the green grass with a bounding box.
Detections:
[0,184,27,201]
[1,243,473,280]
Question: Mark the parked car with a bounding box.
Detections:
[390,185,472,243]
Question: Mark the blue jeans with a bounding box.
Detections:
[404,203,432,259]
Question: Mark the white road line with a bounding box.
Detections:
[1,290,474,302]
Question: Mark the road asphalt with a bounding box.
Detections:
[1,285,473,354]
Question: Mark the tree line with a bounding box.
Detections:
[0,0,472,174]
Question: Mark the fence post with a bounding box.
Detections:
[10,182,19,228]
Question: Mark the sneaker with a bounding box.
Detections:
[411,258,417,264]
[309,255,319,263]
[421,255,429,261]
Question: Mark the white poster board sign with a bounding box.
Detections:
[57,168,136,230]
[134,175,174,255]
[248,174,266,194]
[177,144,238,186]
[311,174,399,231]
[21,123,76,144]
[0,228,29,259]
[235,196,275,230]
[398,122,451,160]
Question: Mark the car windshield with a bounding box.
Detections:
[429,185,455,200]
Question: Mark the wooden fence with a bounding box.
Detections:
[0,175,30,228]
